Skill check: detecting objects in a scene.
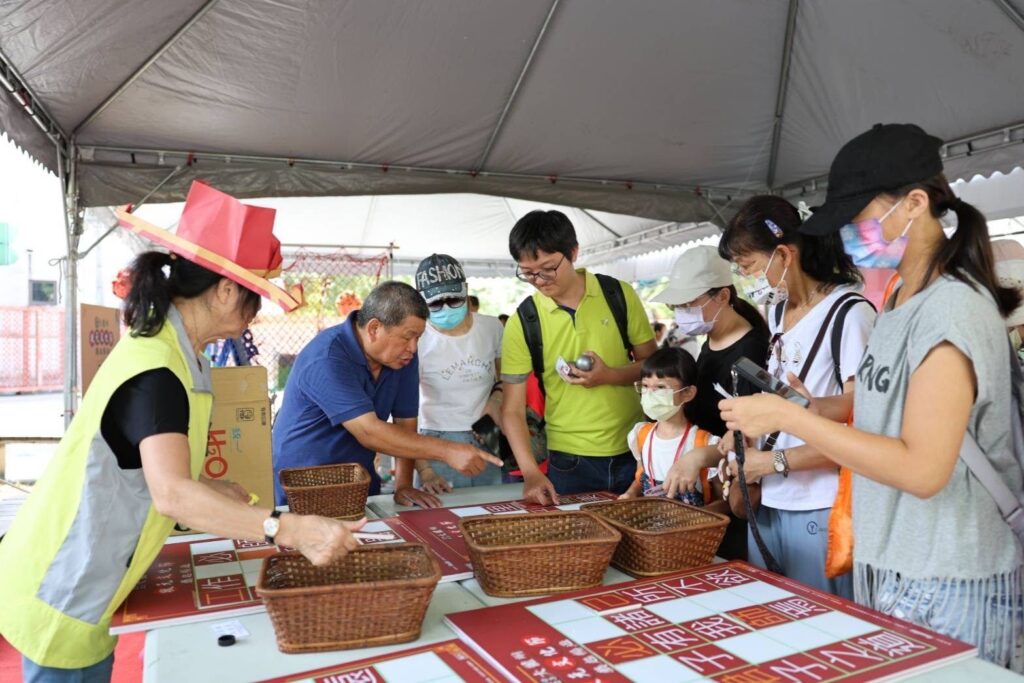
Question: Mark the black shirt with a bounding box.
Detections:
[689,327,771,437]
[100,368,190,469]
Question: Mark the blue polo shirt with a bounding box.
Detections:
[271,311,420,504]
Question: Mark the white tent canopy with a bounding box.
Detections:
[120,192,720,278]
[3,0,1024,221]
[4,0,1024,419]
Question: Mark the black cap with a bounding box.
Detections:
[800,123,944,235]
[415,254,467,302]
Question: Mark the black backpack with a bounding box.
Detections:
[516,273,633,397]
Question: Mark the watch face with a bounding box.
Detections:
[264,516,281,538]
[773,455,785,472]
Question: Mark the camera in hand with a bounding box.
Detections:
[731,357,810,408]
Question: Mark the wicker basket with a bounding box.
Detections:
[279,463,370,519]
[581,498,729,576]
[255,544,441,653]
[460,511,621,597]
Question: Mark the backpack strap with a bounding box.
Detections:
[694,429,714,505]
[595,273,633,359]
[764,292,862,450]
[635,422,656,481]
[516,295,546,397]
[772,302,785,331]
[959,340,1024,542]
[829,295,876,388]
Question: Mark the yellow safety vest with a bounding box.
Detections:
[0,306,212,668]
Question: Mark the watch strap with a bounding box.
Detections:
[264,509,283,544]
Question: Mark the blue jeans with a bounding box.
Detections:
[23,654,114,683]
[418,430,501,488]
[547,450,636,495]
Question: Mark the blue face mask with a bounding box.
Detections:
[429,303,468,330]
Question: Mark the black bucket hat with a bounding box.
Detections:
[800,123,944,235]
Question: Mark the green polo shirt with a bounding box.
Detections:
[502,269,654,456]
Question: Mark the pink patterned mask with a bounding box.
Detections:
[840,200,912,269]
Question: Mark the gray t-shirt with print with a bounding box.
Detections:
[852,275,1022,579]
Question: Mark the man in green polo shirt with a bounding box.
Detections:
[501,210,657,504]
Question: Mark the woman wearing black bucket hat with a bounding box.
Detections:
[719,123,1023,670]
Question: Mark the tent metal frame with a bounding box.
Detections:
[776,119,1024,200]
[78,143,756,202]
[766,0,800,189]
[475,0,560,172]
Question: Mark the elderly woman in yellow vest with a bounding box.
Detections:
[0,182,366,683]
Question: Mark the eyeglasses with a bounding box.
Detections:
[633,382,690,395]
[515,255,566,283]
[426,296,467,313]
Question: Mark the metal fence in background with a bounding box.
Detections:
[0,306,64,394]
[245,248,392,395]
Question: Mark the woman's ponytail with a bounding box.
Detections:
[724,285,769,338]
[123,251,174,337]
[122,251,234,337]
[899,175,1021,318]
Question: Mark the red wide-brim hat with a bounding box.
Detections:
[116,181,302,312]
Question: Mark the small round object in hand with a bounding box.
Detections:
[574,355,594,371]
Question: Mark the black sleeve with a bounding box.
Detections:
[100,368,190,470]
[690,329,771,437]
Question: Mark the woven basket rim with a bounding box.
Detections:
[255,544,441,598]
[280,462,370,479]
[459,510,622,552]
[581,498,730,536]
[280,464,371,493]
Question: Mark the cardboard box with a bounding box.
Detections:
[80,304,121,394]
[173,365,273,535]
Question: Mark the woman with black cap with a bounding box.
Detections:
[720,123,1024,670]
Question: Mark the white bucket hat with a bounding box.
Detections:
[651,245,733,305]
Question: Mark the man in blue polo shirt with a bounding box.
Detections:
[272,281,501,507]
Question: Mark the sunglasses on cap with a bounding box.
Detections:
[426,296,467,313]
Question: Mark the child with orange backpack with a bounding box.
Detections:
[620,347,720,507]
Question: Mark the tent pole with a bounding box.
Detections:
[992,0,1024,33]
[59,141,81,428]
[74,0,222,135]
[474,0,560,172]
[581,209,622,238]
[766,0,800,189]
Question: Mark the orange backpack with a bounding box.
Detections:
[635,423,714,504]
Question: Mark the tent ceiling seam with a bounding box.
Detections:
[73,0,222,135]
[581,208,622,238]
[766,0,800,189]
[473,0,560,172]
[992,0,1024,33]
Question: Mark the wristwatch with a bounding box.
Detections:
[772,450,790,478]
[264,510,283,544]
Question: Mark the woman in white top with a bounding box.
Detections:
[720,124,1023,670]
[717,195,875,598]
[413,254,504,490]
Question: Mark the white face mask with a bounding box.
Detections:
[640,387,685,421]
[674,297,722,337]
[742,250,789,306]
